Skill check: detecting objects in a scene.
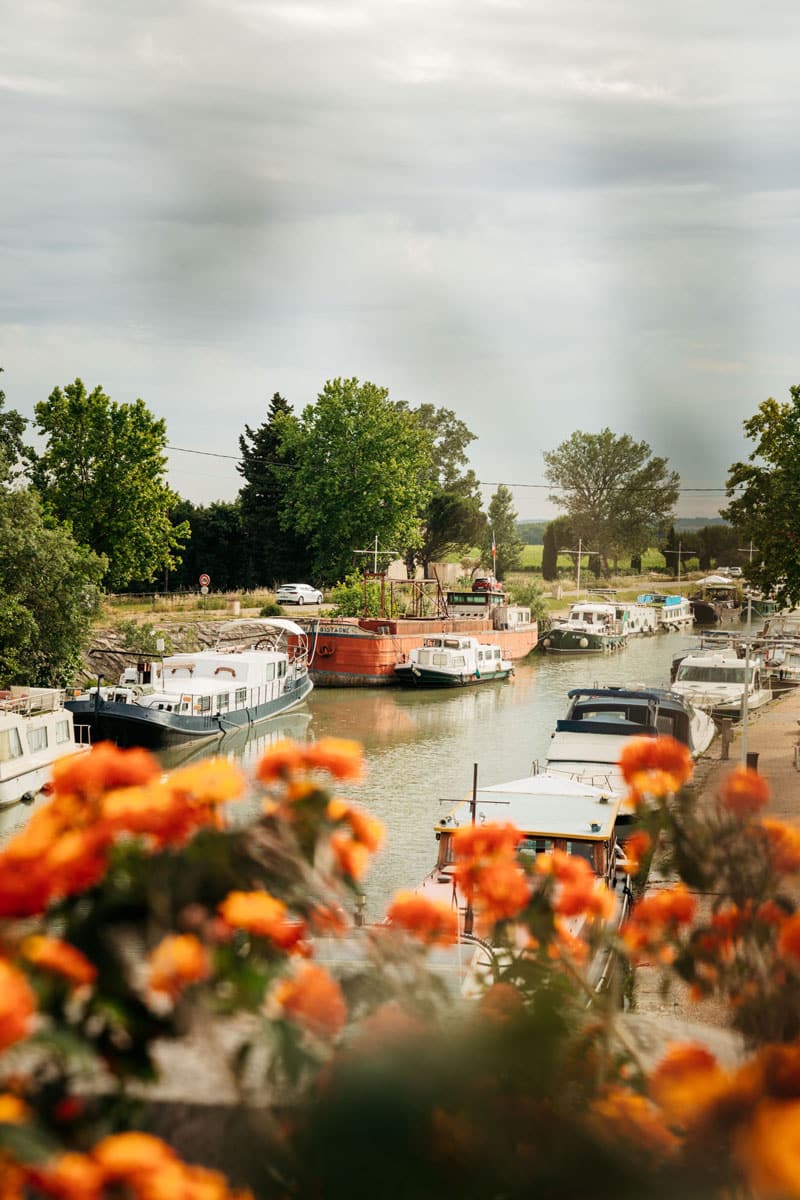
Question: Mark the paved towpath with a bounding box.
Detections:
[632,684,800,1025]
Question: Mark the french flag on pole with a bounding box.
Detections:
[491,528,497,565]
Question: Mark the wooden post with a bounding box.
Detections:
[719,718,733,760]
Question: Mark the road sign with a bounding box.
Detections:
[200,586,209,595]
[199,573,210,587]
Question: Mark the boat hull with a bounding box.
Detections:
[394,664,513,687]
[538,629,623,653]
[66,675,314,750]
[296,619,537,686]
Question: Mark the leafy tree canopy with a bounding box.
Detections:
[0,488,106,685]
[482,484,524,580]
[543,428,679,576]
[723,385,800,607]
[167,499,243,593]
[541,515,577,581]
[0,367,28,485]
[237,393,310,586]
[279,378,434,583]
[28,379,189,591]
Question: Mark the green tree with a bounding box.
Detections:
[0,488,106,685]
[28,379,189,591]
[723,385,800,607]
[402,405,485,577]
[541,516,576,581]
[237,393,310,587]
[543,429,679,576]
[0,367,28,484]
[482,484,524,580]
[167,499,244,592]
[280,378,434,583]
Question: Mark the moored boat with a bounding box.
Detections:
[689,576,742,625]
[1,688,91,837]
[671,648,772,718]
[539,603,625,653]
[637,593,694,631]
[394,635,513,687]
[66,620,313,750]
[294,589,537,687]
[541,686,717,818]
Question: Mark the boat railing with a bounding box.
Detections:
[0,688,67,716]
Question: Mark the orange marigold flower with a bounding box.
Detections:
[303,737,365,781]
[735,1097,800,1198]
[92,1132,177,1181]
[0,1094,29,1124]
[591,1086,678,1160]
[618,735,693,798]
[167,758,246,806]
[649,1042,731,1126]
[535,847,590,885]
[255,739,307,783]
[29,1152,105,1200]
[621,830,652,876]
[51,741,159,799]
[0,854,53,918]
[548,916,589,965]
[45,827,111,899]
[272,962,347,1040]
[778,913,800,962]
[451,822,520,862]
[218,890,307,951]
[0,959,36,1052]
[308,904,349,935]
[622,885,696,958]
[327,799,385,852]
[760,819,800,874]
[456,858,531,922]
[101,781,210,847]
[330,832,371,881]
[719,765,771,819]
[147,934,211,1000]
[20,936,97,989]
[386,891,459,944]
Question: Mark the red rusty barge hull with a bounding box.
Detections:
[290,617,538,687]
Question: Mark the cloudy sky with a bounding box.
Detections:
[2,0,797,519]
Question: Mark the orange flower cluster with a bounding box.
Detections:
[147,934,211,1000]
[256,737,365,784]
[0,959,36,1053]
[535,849,614,921]
[451,822,530,924]
[622,885,696,961]
[618,735,693,805]
[326,797,385,881]
[218,890,308,952]
[385,891,460,944]
[271,961,347,1040]
[621,830,652,877]
[20,936,97,990]
[760,819,800,874]
[0,745,246,919]
[591,1085,678,1160]
[719,765,771,819]
[24,1131,253,1200]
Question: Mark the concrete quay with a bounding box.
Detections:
[632,684,800,1026]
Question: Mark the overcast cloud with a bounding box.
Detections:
[2,0,798,518]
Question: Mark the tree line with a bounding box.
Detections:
[1,364,798,683]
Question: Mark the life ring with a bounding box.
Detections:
[214,666,237,677]
[317,643,335,658]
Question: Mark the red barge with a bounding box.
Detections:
[289,588,538,687]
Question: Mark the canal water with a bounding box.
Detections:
[175,629,702,921]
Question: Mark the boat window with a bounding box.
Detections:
[55,719,72,744]
[677,666,746,684]
[433,654,448,666]
[568,841,596,864]
[197,696,212,714]
[655,715,675,735]
[444,639,460,649]
[494,649,501,659]
[26,725,48,753]
[0,728,23,761]
[216,694,230,713]
[278,660,286,677]
[452,655,466,666]
[265,663,276,681]
[236,688,247,705]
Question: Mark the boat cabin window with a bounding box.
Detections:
[444,639,461,649]
[216,694,230,713]
[55,719,72,744]
[196,696,212,714]
[494,649,501,660]
[278,660,287,678]
[0,728,23,761]
[451,655,466,667]
[264,662,276,681]
[236,688,247,706]
[433,654,449,666]
[677,665,746,684]
[26,725,48,753]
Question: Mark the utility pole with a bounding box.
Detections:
[738,542,760,627]
[559,538,600,598]
[663,542,683,584]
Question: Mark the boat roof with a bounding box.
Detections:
[435,774,621,841]
[217,617,307,638]
[547,730,641,767]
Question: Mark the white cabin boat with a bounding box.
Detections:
[671,649,772,717]
[393,635,513,687]
[0,688,90,834]
[637,593,694,631]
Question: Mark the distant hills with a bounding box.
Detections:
[517,517,729,545]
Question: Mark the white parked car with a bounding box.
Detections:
[276,583,324,606]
